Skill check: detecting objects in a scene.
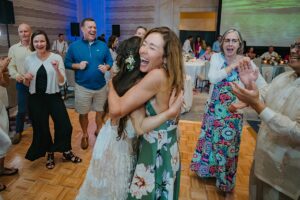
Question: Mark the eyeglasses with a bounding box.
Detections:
[223,39,239,44]
[290,42,300,50]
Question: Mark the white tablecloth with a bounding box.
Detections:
[184,59,206,87]
[261,64,292,83]
[181,75,193,113]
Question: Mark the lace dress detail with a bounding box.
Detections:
[76,120,137,200]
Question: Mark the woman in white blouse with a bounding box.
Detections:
[190,28,267,198]
[23,30,81,169]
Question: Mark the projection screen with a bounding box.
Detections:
[220,0,300,47]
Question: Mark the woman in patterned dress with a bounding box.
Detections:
[190,29,266,197]
[108,27,185,199]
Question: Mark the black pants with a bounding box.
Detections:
[25,93,72,161]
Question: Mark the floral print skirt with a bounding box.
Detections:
[190,102,243,192]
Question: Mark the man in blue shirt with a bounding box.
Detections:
[65,18,113,150]
[212,35,222,53]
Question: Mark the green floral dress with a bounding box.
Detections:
[128,99,181,200]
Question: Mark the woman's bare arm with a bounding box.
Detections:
[108,69,166,119]
[130,90,183,135]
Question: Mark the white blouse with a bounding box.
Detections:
[207,53,267,102]
[24,52,66,94]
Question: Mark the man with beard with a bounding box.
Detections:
[65,18,113,149]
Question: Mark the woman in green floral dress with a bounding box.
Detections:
[108,27,185,199]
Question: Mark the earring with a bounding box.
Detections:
[163,62,167,70]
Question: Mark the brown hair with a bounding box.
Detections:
[220,28,244,55]
[143,27,185,94]
[30,30,51,51]
[80,18,95,27]
[107,35,118,49]
[102,36,145,139]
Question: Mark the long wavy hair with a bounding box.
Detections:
[143,27,185,95]
[103,36,145,139]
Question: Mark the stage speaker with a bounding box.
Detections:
[112,24,120,37]
[0,0,15,24]
[70,22,80,37]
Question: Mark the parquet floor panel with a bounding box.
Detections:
[0,110,256,200]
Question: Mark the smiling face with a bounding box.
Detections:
[18,24,31,43]
[135,28,147,38]
[139,32,165,73]
[33,34,47,53]
[289,38,300,75]
[222,31,241,58]
[81,20,97,42]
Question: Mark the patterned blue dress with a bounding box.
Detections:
[190,58,243,192]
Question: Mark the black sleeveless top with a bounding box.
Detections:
[35,64,47,94]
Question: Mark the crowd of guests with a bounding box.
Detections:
[0,17,299,200]
[182,33,291,65]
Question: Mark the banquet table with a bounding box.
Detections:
[184,59,207,87]
[260,64,292,83]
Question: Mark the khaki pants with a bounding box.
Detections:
[249,162,296,200]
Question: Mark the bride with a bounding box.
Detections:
[76,36,183,200]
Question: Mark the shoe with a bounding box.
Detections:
[46,152,55,169]
[81,136,89,150]
[62,151,82,163]
[0,183,6,192]
[0,167,18,176]
[12,133,22,144]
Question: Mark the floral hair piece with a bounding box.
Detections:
[125,51,135,71]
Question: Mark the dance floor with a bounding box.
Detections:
[0,110,256,200]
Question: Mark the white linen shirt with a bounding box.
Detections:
[8,42,32,79]
[255,71,300,200]
[24,52,66,94]
[207,53,267,103]
[51,40,68,54]
[260,51,279,60]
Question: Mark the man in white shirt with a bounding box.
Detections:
[260,46,279,60]
[51,33,68,58]
[231,38,300,200]
[8,23,32,144]
[182,36,193,54]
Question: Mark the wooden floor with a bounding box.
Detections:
[0,109,257,200]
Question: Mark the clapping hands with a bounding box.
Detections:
[238,57,259,89]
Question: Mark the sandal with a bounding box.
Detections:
[0,167,18,176]
[62,151,82,163]
[0,183,6,192]
[46,152,55,169]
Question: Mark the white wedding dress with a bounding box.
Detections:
[76,119,137,200]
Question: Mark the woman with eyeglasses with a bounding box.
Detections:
[190,28,266,197]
